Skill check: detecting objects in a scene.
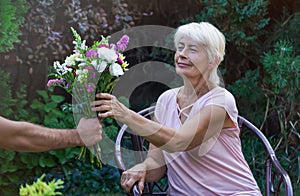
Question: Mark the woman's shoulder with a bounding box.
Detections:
[157,87,180,102]
[199,86,237,109]
[211,86,236,100]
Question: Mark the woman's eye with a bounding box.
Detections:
[190,48,198,52]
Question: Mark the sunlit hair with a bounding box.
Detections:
[174,22,226,85]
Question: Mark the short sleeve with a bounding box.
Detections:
[204,88,239,127]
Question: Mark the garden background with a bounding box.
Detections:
[0,0,299,195]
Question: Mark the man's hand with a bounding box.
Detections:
[121,163,147,194]
[77,118,102,146]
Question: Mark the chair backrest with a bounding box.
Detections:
[114,106,293,196]
[238,116,293,196]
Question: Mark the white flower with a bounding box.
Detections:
[109,63,124,77]
[97,47,118,63]
[92,60,107,73]
[76,69,88,83]
[53,61,72,76]
[81,40,88,50]
[65,53,81,66]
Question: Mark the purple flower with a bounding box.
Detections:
[86,50,98,58]
[47,78,64,87]
[117,57,123,64]
[85,83,96,92]
[116,35,129,52]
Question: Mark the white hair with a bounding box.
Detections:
[174,22,226,85]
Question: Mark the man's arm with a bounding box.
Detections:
[0,116,102,152]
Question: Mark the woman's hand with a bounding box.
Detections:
[91,93,130,123]
[121,163,147,194]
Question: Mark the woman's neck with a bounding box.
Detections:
[181,78,215,100]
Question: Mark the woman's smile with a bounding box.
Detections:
[177,62,191,67]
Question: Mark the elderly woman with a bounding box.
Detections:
[92,22,261,195]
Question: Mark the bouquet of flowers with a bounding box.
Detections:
[47,28,129,167]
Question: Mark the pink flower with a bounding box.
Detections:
[47,78,64,87]
[98,44,109,48]
[85,66,95,70]
[86,50,98,58]
[85,83,96,92]
[116,35,129,52]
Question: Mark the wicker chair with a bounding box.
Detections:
[114,106,293,196]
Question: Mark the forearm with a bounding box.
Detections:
[140,143,166,182]
[144,156,166,182]
[123,110,176,149]
[123,106,226,152]
[11,122,82,152]
[123,110,193,152]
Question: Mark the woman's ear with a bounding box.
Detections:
[208,57,219,70]
[208,61,216,70]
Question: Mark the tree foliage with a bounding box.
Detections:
[0,0,28,52]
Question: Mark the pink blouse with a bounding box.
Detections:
[155,86,262,195]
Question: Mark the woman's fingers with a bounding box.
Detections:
[91,99,112,114]
[91,99,111,107]
[95,93,115,100]
[124,177,137,193]
[121,172,133,193]
[138,178,145,194]
[120,170,145,193]
[91,103,111,112]
[92,93,129,122]
[92,93,115,111]
[98,111,114,119]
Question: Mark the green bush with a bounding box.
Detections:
[0,0,28,52]
[44,159,122,195]
[183,0,270,55]
[0,67,15,117]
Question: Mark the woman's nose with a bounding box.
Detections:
[178,49,188,58]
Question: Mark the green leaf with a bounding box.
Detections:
[36,90,49,101]
[50,95,65,103]
[49,148,78,164]
[20,153,40,168]
[39,156,57,167]
[30,99,43,109]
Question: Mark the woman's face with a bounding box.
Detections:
[174,36,211,80]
